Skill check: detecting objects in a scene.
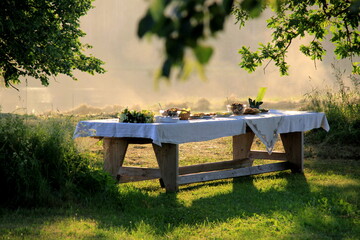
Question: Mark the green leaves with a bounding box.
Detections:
[139,0,359,80]
[150,0,166,21]
[238,46,262,73]
[240,0,264,18]
[352,62,360,75]
[119,108,154,123]
[255,87,267,103]
[137,12,155,38]
[237,0,360,76]
[137,0,233,80]
[248,98,263,109]
[194,45,213,65]
[0,0,105,87]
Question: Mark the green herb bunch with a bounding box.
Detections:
[248,98,263,109]
[248,87,267,109]
[119,108,154,123]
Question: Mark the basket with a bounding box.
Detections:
[179,111,191,120]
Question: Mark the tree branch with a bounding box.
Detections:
[8,82,19,91]
[263,39,292,74]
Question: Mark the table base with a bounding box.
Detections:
[102,131,304,192]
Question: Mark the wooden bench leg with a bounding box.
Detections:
[280,132,304,173]
[103,138,128,179]
[153,143,179,192]
[233,132,255,167]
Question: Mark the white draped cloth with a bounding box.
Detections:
[73,110,330,153]
[237,110,330,153]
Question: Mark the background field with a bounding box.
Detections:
[0,72,359,239]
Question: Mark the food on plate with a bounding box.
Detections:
[179,108,191,120]
[243,107,261,115]
[192,112,205,117]
[189,112,216,119]
[158,117,179,123]
[189,112,204,119]
[161,107,191,120]
[161,108,180,117]
[215,112,232,117]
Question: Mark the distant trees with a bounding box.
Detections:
[0,0,105,88]
[194,98,211,111]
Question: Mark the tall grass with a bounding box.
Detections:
[303,64,360,147]
[0,114,119,208]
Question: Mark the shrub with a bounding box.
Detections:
[0,115,118,208]
[303,64,360,147]
[193,98,211,111]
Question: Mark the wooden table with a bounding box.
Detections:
[74,110,329,192]
[102,129,303,192]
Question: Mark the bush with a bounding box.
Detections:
[193,98,211,111]
[303,64,360,147]
[0,114,118,208]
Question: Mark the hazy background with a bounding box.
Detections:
[0,0,354,113]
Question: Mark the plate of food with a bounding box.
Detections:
[157,116,179,123]
[243,108,261,115]
[160,108,181,117]
[215,112,232,118]
[189,113,215,120]
[189,113,204,120]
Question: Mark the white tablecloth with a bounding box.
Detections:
[73,110,329,153]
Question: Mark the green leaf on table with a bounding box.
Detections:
[255,87,267,102]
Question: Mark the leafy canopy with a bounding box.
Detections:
[235,0,360,75]
[138,0,360,80]
[138,0,234,79]
[0,0,105,88]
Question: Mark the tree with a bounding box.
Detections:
[137,0,360,80]
[235,0,360,76]
[0,0,105,88]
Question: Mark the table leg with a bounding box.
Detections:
[103,138,129,179]
[233,131,255,167]
[153,143,179,192]
[280,132,304,173]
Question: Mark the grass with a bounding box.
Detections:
[0,136,359,239]
[302,64,360,148]
[0,65,359,239]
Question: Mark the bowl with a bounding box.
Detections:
[160,108,181,117]
[230,103,245,115]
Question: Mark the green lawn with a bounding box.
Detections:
[1,139,359,240]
